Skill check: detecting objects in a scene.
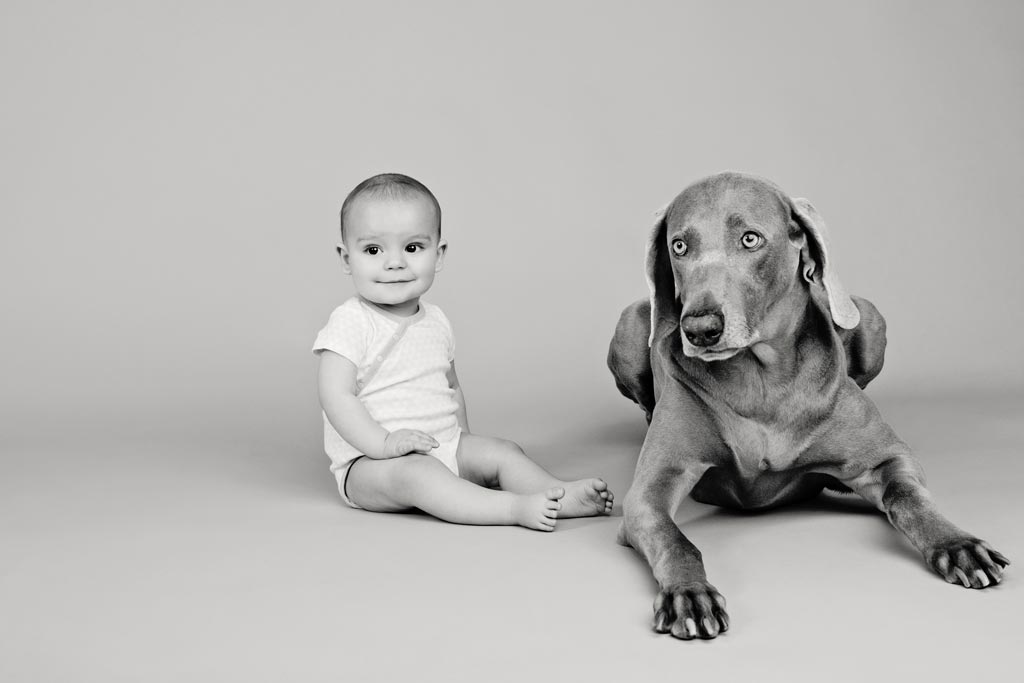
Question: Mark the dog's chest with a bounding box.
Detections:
[717,412,809,476]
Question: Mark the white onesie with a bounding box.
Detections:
[312,298,462,505]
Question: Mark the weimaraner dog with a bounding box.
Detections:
[608,172,1009,640]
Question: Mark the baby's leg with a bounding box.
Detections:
[346,454,562,531]
[456,435,614,518]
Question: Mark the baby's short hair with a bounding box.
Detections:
[340,173,442,242]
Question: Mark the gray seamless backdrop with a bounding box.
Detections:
[5,1,1023,433]
[2,2,1022,682]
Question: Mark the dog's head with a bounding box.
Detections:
[646,172,859,360]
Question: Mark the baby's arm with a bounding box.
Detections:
[318,350,438,458]
[447,362,470,433]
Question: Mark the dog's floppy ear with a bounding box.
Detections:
[644,205,679,346]
[790,198,860,330]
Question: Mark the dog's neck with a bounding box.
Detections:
[748,286,830,376]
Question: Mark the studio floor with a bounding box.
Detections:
[3,391,1021,682]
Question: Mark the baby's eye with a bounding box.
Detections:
[671,239,687,256]
[364,246,381,255]
[405,243,422,253]
[740,232,763,250]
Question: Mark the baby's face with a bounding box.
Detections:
[339,196,446,314]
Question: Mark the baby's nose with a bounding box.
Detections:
[385,254,407,268]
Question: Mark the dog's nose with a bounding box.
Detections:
[681,312,724,347]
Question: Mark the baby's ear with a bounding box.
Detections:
[336,243,352,274]
[434,238,448,272]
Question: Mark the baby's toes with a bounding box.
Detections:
[600,488,614,512]
[545,486,566,502]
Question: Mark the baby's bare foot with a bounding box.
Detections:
[557,478,614,518]
[511,487,564,531]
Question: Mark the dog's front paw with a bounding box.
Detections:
[653,581,729,640]
[926,537,1009,588]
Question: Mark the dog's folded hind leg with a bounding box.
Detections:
[609,299,656,420]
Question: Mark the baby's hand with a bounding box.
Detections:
[382,430,439,458]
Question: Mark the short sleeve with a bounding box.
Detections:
[438,307,456,362]
[312,303,370,366]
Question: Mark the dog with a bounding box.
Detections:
[607,172,1009,640]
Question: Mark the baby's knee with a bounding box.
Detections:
[387,454,447,493]
[495,437,525,456]
[347,455,440,511]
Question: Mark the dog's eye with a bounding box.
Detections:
[671,239,687,256]
[740,232,763,250]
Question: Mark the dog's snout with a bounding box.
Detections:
[681,311,724,347]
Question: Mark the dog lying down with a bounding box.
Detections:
[607,172,1009,640]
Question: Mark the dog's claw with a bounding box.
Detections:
[934,554,951,578]
[652,592,673,633]
[653,581,729,641]
[653,610,672,633]
[683,618,697,639]
[982,543,1011,568]
[927,537,1008,589]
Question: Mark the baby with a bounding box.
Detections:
[313,173,613,530]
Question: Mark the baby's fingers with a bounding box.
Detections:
[412,430,438,443]
[409,435,439,453]
[388,432,437,455]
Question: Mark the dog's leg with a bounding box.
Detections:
[608,299,656,420]
[840,440,1009,588]
[620,404,728,639]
